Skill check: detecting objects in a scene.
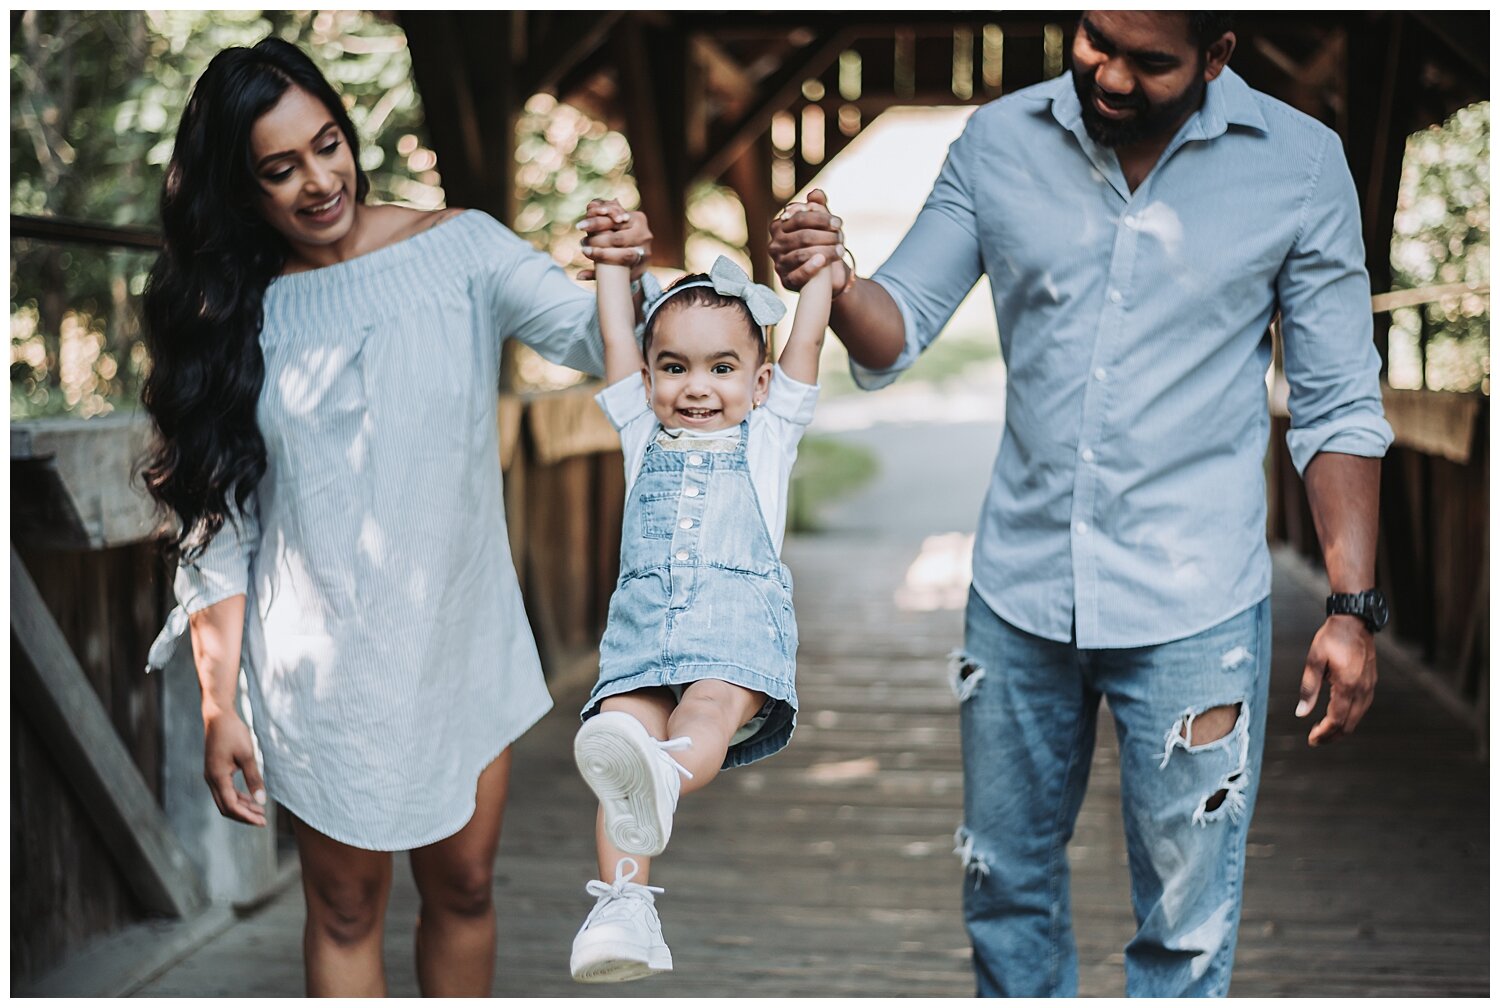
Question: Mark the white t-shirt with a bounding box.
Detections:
[595,365,819,555]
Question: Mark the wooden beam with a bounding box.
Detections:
[11,547,208,919]
[520,12,623,97]
[695,28,852,186]
[10,214,161,251]
[401,12,520,224]
[618,16,690,265]
[1409,11,1488,81]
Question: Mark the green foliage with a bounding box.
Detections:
[10,11,438,418]
[787,434,879,533]
[1387,101,1490,393]
[511,92,637,261]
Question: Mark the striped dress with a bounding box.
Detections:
[148,211,605,850]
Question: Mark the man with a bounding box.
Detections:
[769,11,1392,997]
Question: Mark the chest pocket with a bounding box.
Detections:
[637,491,683,540]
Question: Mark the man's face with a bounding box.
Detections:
[1070,12,1211,149]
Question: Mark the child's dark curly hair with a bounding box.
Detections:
[642,273,767,362]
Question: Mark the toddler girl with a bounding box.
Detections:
[569,221,835,983]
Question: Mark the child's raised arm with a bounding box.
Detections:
[775,254,833,385]
[595,261,643,384]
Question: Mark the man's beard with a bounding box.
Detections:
[1071,62,1207,148]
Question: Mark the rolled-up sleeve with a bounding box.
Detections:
[1277,131,1394,475]
[175,496,259,614]
[856,120,986,390]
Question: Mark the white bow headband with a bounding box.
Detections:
[642,255,787,330]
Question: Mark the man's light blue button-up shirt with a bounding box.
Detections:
[857,68,1393,648]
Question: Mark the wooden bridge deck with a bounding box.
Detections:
[132,420,1487,998]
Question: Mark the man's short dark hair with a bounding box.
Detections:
[1187,12,1234,52]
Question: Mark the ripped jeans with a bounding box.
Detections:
[954,588,1271,997]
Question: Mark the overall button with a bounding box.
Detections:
[683,486,700,497]
[674,550,690,561]
[687,453,703,466]
[678,518,694,530]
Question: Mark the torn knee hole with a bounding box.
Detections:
[1184,702,1242,747]
[1202,771,1244,813]
[948,650,986,703]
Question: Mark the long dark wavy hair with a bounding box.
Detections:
[141,37,369,558]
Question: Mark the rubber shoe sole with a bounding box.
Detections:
[570,928,673,984]
[574,712,677,857]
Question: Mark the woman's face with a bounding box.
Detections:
[248,84,358,249]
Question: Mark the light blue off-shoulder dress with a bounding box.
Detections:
[148,210,608,850]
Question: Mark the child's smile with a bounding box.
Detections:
[642,304,771,433]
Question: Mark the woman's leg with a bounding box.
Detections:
[407,749,512,997]
[292,816,395,996]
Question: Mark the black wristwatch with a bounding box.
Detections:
[1326,589,1389,633]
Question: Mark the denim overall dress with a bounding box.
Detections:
[582,420,798,769]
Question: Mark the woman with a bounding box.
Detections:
[141,37,651,995]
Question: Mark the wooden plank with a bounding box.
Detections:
[1378,385,1482,465]
[694,28,852,186]
[497,394,524,473]
[1268,378,1482,466]
[519,12,623,96]
[525,386,621,465]
[10,546,207,919]
[11,414,159,549]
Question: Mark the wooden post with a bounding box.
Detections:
[619,16,690,267]
[11,547,207,919]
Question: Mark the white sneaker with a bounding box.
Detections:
[575,711,693,857]
[570,857,673,983]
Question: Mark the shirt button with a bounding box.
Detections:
[683,487,700,498]
[1081,448,1095,463]
[1075,522,1089,536]
[674,550,689,561]
[679,518,693,530]
[1108,289,1123,304]
[687,453,703,466]
[1094,368,1108,382]
[1123,214,1137,228]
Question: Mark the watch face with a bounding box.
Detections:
[1367,591,1390,630]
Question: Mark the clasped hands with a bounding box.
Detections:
[578,188,854,296]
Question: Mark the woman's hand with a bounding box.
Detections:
[578,199,652,281]
[204,710,268,827]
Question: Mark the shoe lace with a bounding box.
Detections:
[656,736,695,780]
[583,857,664,927]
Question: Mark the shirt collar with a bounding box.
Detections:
[1045,65,1268,141]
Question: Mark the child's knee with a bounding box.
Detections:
[679,679,765,726]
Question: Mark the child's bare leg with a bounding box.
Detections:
[600,686,674,737]
[593,687,674,880]
[667,679,767,794]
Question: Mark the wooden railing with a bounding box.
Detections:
[1266,283,1490,734]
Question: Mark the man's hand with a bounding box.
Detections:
[769,189,849,292]
[578,199,652,281]
[1297,614,1377,746]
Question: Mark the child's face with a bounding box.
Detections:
[642,304,771,432]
